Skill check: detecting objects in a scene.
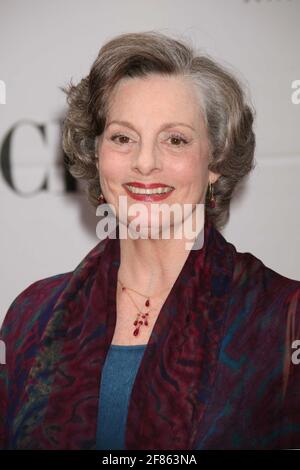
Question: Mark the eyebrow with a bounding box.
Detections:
[106,120,196,132]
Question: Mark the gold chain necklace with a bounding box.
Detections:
[117,278,172,337]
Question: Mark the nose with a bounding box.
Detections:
[131,139,162,175]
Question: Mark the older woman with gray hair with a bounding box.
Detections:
[1,31,299,451]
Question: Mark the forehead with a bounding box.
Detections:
[106,74,203,125]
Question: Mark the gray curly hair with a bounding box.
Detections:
[62,30,256,231]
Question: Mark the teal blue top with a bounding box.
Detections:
[96,344,147,450]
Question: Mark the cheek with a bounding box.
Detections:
[172,153,205,186]
[98,148,125,181]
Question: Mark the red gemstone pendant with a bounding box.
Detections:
[132,310,150,336]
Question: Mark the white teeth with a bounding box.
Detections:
[126,185,173,195]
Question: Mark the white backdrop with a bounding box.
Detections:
[0,0,300,326]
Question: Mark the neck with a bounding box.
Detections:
[117,217,204,295]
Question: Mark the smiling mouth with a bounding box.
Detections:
[125,184,174,195]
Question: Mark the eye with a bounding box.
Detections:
[167,133,189,146]
[110,133,133,145]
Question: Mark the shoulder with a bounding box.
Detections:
[233,249,300,301]
[0,272,72,348]
[229,249,300,349]
[225,247,300,353]
[0,237,109,347]
[0,231,111,349]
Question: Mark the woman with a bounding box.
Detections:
[1,31,300,451]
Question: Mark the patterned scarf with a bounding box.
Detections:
[7,216,237,449]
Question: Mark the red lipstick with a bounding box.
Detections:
[125,182,173,189]
[123,182,175,202]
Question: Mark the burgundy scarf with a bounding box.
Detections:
[11,216,236,449]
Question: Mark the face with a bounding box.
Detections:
[96,73,219,237]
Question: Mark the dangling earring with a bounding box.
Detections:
[97,192,105,204]
[208,181,216,209]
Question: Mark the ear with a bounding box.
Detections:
[208,170,221,184]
